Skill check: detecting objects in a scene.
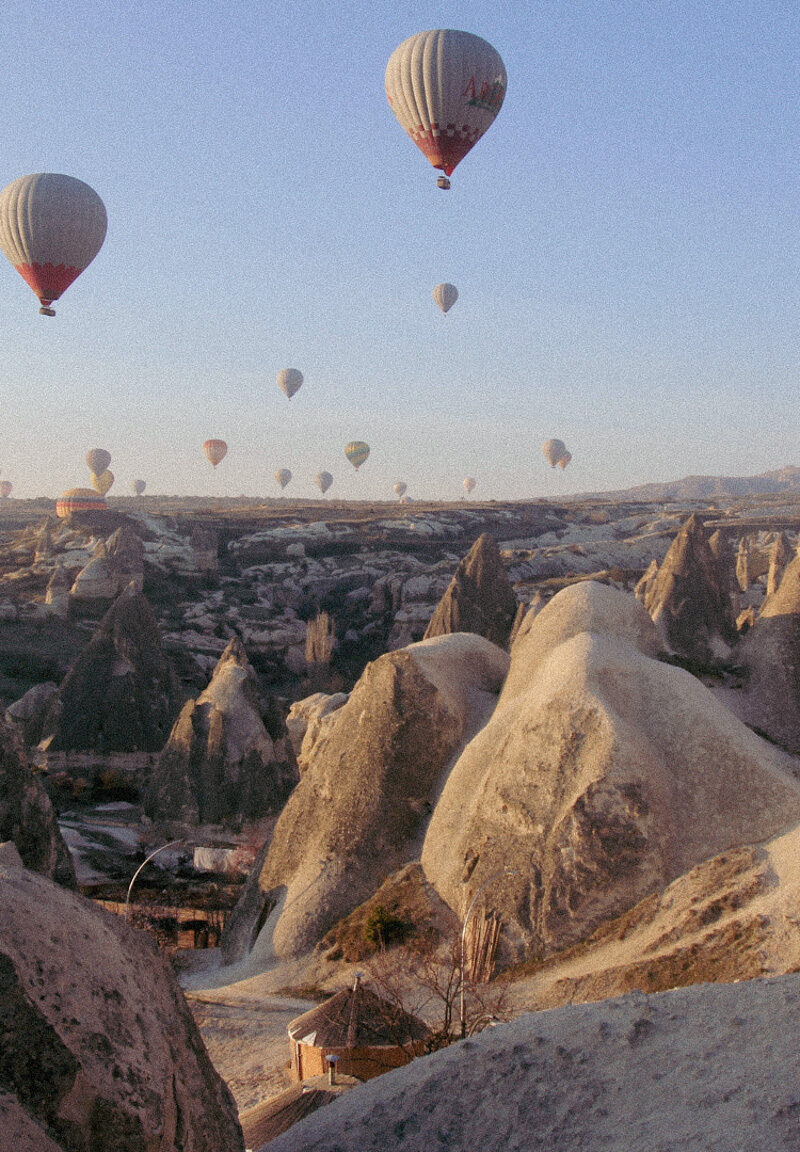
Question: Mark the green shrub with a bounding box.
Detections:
[363,905,411,950]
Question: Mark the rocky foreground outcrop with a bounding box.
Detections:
[0,864,243,1152]
[643,512,736,661]
[266,973,800,1152]
[423,532,518,647]
[222,633,509,964]
[422,582,800,961]
[38,587,181,754]
[145,638,298,824]
[0,712,75,888]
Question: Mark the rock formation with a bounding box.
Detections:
[68,552,116,614]
[422,533,518,648]
[634,558,659,603]
[643,513,737,661]
[44,563,70,617]
[421,582,800,961]
[285,691,349,767]
[766,531,791,597]
[145,637,298,824]
[0,711,75,887]
[105,523,144,593]
[738,555,800,752]
[736,536,750,591]
[0,863,243,1152]
[221,633,509,964]
[39,587,181,754]
[6,682,59,746]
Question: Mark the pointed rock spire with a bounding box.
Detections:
[423,533,518,648]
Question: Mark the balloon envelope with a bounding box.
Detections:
[463,476,476,493]
[345,441,370,470]
[542,438,569,468]
[393,482,407,498]
[203,439,228,467]
[0,174,107,313]
[0,481,12,498]
[275,468,292,489]
[85,448,111,475]
[132,480,146,495]
[91,469,114,496]
[557,452,572,470]
[314,471,333,494]
[433,283,458,314]
[277,368,303,399]
[55,488,106,518]
[385,30,507,181]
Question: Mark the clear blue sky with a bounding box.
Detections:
[1,0,798,500]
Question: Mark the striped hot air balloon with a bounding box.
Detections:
[203,439,228,467]
[132,480,146,495]
[433,283,458,314]
[91,469,114,495]
[314,471,333,495]
[85,448,111,476]
[56,488,107,518]
[275,468,292,489]
[385,30,507,189]
[0,174,107,315]
[345,441,370,470]
[0,481,12,498]
[277,369,303,399]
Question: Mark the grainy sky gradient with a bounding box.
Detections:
[1,1,798,499]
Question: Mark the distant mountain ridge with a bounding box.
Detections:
[572,466,800,503]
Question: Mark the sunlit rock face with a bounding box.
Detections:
[422,582,800,962]
[145,637,298,824]
[423,532,518,648]
[0,864,243,1152]
[221,633,509,964]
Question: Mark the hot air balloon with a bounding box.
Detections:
[385,30,507,189]
[0,481,12,498]
[91,469,114,496]
[433,283,458,314]
[345,441,370,470]
[0,174,107,315]
[277,369,303,399]
[275,468,292,489]
[314,471,333,495]
[55,488,106,518]
[393,482,407,499]
[557,452,572,470]
[203,439,228,467]
[542,439,569,468]
[132,480,146,495]
[463,476,476,494]
[85,448,111,476]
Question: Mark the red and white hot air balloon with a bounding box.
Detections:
[203,439,228,467]
[0,174,107,315]
[385,30,507,189]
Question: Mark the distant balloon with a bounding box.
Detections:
[557,451,572,470]
[433,283,458,314]
[0,174,107,315]
[385,30,507,189]
[203,439,228,467]
[85,448,111,476]
[314,471,333,495]
[91,469,114,496]
[132,479,146,496]
[0,481,12,498]
[463,476,477,494]
[275,468,292,489]
[345,441,370,470]
[393,482,407,499]
[277,368,304,399]
[542,438,569,468]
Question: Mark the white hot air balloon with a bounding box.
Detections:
[542,438,569,468]
[557,451,572,470]
[314,471,333,495]
[393,482,407,499]
[433,283,458,314]
[277,369,303,399]
[463,476,477,494]
[385,30,507,189]
[275,468,292,489]
[132,480,146,496]
[0,174,107,315]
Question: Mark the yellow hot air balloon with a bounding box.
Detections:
[91,469,114,495]
[463,476,476,494]
[275,468,292,489]
[203,439,228,467]
[314,471,333,494]
[132,479,146,495]
[393,482,407,499]
[85,448,111,475]
[277,369,303,399]
[0,174,107,315]
[345,441,370,470]
[542,439,568,468]
[433,283,458,314]
[385,30,507,189]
